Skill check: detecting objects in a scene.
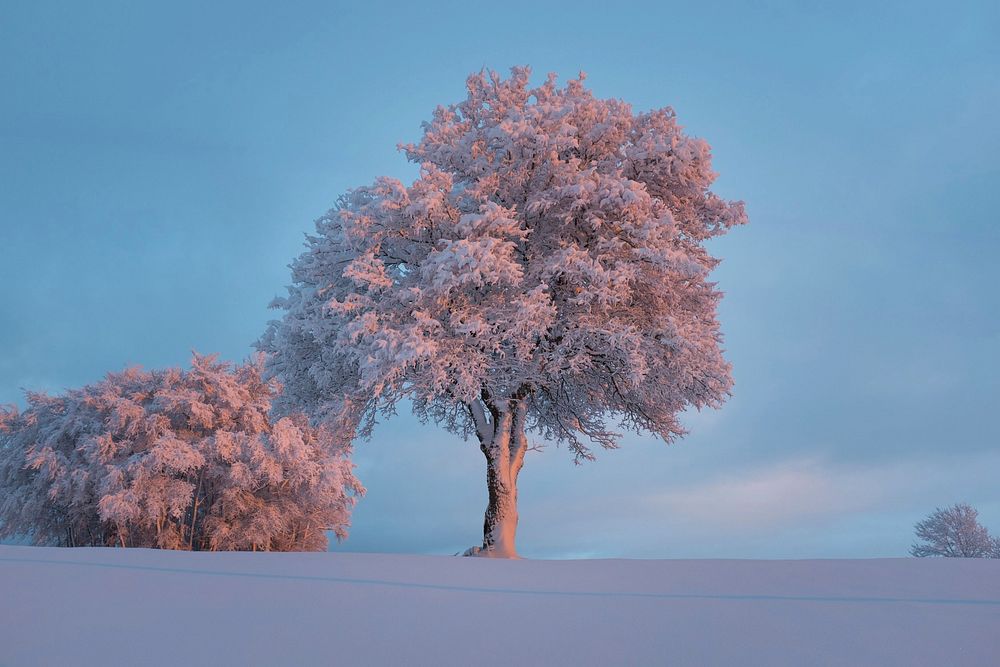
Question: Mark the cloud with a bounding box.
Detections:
[637,451,1000,537]
[647,459,880,533]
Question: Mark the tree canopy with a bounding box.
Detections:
[263,67,745,455]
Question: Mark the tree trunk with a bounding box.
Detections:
[479,401,528,558]
[189,470,204,550]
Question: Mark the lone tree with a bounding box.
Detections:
[260,68,746,557]
[911,503,996,558]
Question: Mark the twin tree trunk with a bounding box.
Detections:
[471,396,529,558]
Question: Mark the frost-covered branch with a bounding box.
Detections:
[465,399,493,444]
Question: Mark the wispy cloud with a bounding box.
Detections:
[649,458,877,532]
[644,452,1000,533]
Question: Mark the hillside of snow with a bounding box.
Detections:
[1,545,997,666]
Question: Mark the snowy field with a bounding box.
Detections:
[1,546,997,666]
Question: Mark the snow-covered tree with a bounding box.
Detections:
[0,354,362,551]
[910,504,996,558]
[260,67,746,557]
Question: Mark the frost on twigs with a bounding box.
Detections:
[260,67,746,555]
[0,354,363,551]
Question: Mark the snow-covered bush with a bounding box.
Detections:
[910,503,996,558]
[0,354,362,551]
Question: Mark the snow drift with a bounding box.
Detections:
[1,545,997,666]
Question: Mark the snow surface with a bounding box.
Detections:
[1,545,997,666]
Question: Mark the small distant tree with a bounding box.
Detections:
[260,67,746,556]
[910,503,995,558]
[0,354,363,551]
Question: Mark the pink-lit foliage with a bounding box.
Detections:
[260,67,746,556]
[0,355,362,551]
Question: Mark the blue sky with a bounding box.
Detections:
[1,0,997,558]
